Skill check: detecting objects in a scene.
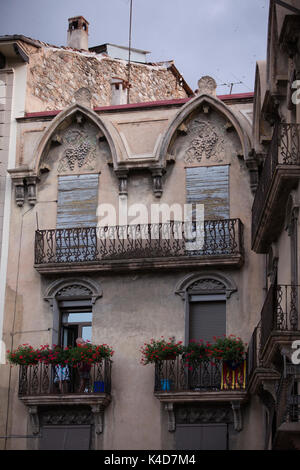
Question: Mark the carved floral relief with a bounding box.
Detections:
[184,120,225,164]
[57,127,97,173]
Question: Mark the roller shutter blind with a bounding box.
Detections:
[186,166,229,220]
[189,300,226,343]
[176,424,228,450]
[57,174,98,229]
[40,425,91,450]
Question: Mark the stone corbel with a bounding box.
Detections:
[115,170,128,197]
[28,406,40,435]
[13,177,25,207]
[165,403,176,433]
[231,401,242,432]
[246,150,260,193]
[151,168,164,198]
[91,404,104,435]
[25,176,38,206]
[8,168,39,207]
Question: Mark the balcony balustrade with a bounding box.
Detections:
[252,123,300,252]
[34,219,244,273]
[261,285,299,352]
[154,357,247,395]
[18,360,111,398]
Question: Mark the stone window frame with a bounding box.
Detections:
[44,277,102,346]
[175,272,237,345]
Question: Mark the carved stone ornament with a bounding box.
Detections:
[188,278,227,293]
[197,76,217,97]
[184,120,225,164]
[8,170,39,207]
[91,404,105,434]
[44,278,103,307]
[28,406,40,435]
[40,408,92,426]
[176,405,233,425]
[175,272,237,300]
[56,284,93,299]
[13,178,25,207]
[231,401,243,432]
[58,127,97,173]
[115,170,128,197]
[74,87,92,108]
[165,403,176,433]
[151,168,164,198]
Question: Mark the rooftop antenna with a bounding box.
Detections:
[219,81,242,94]
[127,0,133,104]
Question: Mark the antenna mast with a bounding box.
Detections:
[127,0,133,104]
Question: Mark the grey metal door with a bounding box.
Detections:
[40,425,91,450]
[176,423,228,450]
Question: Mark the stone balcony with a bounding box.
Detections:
[34,219,244,274]
[252,123,300,253]
[153,357,247,432]
[260,284,300,366]
[18,361,112,436]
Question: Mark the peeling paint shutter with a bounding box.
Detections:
[57,174,98,229]
[186,166,229,220]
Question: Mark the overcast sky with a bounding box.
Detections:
[0,0,269,94]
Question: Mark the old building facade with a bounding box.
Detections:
[247,0,300,450]
[1,1,300,450]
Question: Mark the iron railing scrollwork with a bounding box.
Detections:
[154,357,246,393]
[18,360,112,396]
[34,219,244,265]
[260,284,300,353]
[252,123,300,243]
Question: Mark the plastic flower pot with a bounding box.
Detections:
[94,381,105,393]
[161,379,171,391]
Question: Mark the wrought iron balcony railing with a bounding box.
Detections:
[154,357,247,393]
[34,219,243,266]
[252,123,300,249]
[285,394,300,423]
[18,360,112,397]
[260,284,300,354]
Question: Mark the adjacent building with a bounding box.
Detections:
[1,0,300,450]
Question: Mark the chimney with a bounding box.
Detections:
[67,16,89,50]
[110,77,129,105]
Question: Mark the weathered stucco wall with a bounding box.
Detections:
[0,92,268,449]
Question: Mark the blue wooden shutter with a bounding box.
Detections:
[57,174,98,229]
[186,166,229,220]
